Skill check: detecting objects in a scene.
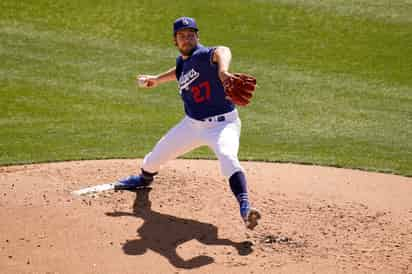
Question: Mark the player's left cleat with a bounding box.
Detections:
[240,203,261,230]
[114,175,152,191]
[244,208,261,230]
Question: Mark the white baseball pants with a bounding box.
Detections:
[141,109,243,178]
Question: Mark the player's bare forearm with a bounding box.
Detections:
[137,67,176,88]
[213,46,232,82]
[155,67,177,84]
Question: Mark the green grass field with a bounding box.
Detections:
[1,1,411,176]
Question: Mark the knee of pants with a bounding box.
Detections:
[219,154,244,178]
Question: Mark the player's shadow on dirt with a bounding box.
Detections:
[106,188,252,269]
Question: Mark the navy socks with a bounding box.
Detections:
[229,171,250,215]
[140,169,157,185]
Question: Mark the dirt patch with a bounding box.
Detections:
[1,159,411,273]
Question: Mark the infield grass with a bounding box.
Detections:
[1,0,411,176]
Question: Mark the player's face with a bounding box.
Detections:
[174,29,199,56]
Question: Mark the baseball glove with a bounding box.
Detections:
[222,73,257,106]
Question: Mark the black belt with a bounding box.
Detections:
[201,115,226,122]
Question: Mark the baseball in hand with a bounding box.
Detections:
[138,76,148,88]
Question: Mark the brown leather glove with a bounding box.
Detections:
[222,73,257,106]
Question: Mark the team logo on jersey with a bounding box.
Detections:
[179,68,200,92]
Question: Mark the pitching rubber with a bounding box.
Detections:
[71,182,115,196]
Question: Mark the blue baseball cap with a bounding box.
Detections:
[173,17,198,34]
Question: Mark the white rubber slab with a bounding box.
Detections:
[72,183,115,196]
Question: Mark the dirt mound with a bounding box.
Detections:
[1,159,411,273]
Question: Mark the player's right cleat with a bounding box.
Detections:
[114,175,152,191]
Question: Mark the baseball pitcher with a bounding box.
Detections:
[115,17,260,229]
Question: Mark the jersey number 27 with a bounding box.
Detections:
[191,81,211,103]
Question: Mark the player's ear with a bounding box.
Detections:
[173,36,177,47]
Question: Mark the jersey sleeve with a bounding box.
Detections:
[175,56,183,80]
[208,47,217,65]
[195,46,217,68]
[194,46,216,64]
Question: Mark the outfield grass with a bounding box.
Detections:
[1,1,411,176]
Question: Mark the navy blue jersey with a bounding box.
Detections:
[175,44,235,120]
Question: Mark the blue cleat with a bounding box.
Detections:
[240,202,261,230]
[114,175,152,191]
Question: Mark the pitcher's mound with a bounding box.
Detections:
[1,159,411,273]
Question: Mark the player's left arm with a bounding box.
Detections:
[212,46,233,83]
[213,46,257,106]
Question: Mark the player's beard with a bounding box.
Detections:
[178,42,197,57]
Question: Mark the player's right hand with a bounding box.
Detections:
[136,75,158,88]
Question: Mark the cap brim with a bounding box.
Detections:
[174,27,198,34]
